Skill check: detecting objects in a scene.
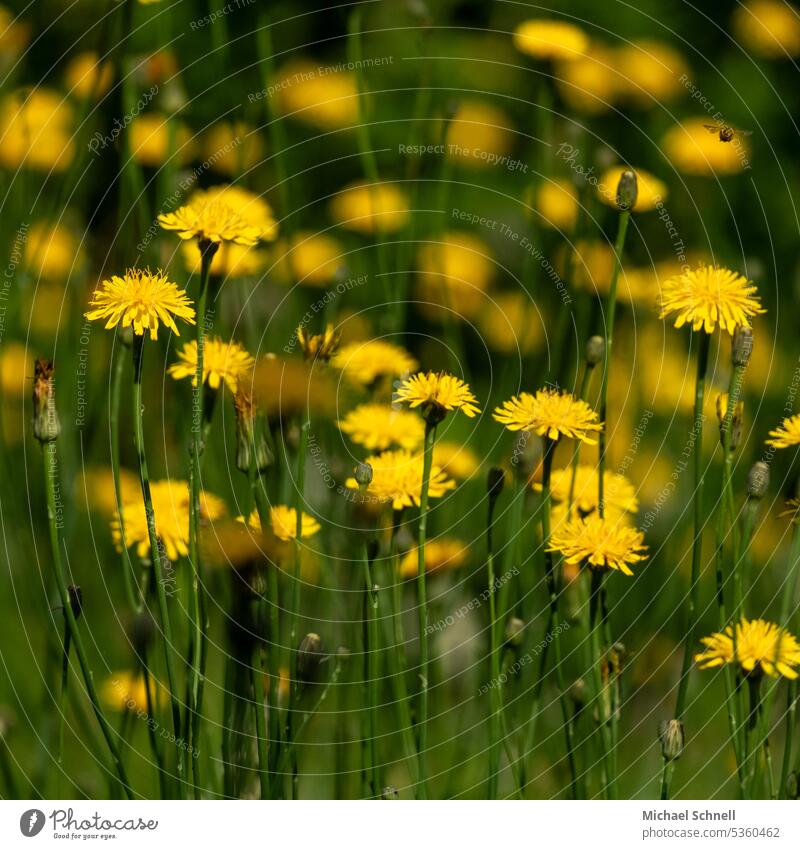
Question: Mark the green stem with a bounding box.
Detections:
[362,540,380,797]
[567,361,596,517]
[56,619,71,796]
[252,649,270,800]
[486,485,502,799]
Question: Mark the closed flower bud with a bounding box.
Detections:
[616,169,638,212]
[297,323,340,363]
[585,335,605,366]
[234,390,272,475]
[297,632,324,682]
[786,771,799,800]
[569,678,587,709]
[355,462,373,489]
[504,616,525,648]
[716,393,744,451]
[731,325,753,367]
[67,585,83,620]
[132,611,157,653]
[32,359,61,443]
[487,466,505,502]
[658,718,685,761]
[747,461,769,499]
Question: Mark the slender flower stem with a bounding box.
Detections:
[41,441,133,798]
[486,484,502,799]
[662,329,711,800]
[252,649,270,800]
[131,335,184,797]
[567,361,596,517]
[362,540,380,797]
[56,618,71,795]
[589,569,614,797]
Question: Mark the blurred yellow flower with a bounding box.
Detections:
[536,179,578,230]
[202,122,265,176]
[766,413,800,449]
[732,0,800,58]
[275,59,358,129]
[75,466,140,517]
[597,166,667,212]
[399,538,469,579]
[100,671,165,713]
[330,181,409,233]
[662,118,750,176]
[494,388,603,443]
[535,464,638,519]
[24,222,84,281]
[159,197,262,246]
[395,371,481,419]
[194,184,278,238]
[346,449,455,510]
[253,355,336,418]
[0,341,30,399]
[273,231,345,287]
[556,47,618,113]
[696,618,800,678]
[547,514,647,575]
[332,340,418,386]
[241,505,321,541]
[168,336,254,393]
[478,292,541,355]
[337,403,424,451]
[0,6,31,64]
[513,19,589,61]
[0,88,74,171]
[181,240,267,278]
[445,100,515,168]
[432,441,479,480]
[615,40,689,104]
[64,50,114,99]
[129,112,192,167]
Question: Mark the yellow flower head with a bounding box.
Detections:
[64,50,114,99]
[766,412,800,449]
[662,119,749,177]
[513,19,589,61]
[493,388,603,443]
[556,47,618,113]
[24,222,84,281]
[433,441,479,480]
[192,185,278,239]
[296,323,340,363]
[399,538,470,579]
[168,336,255,393]
[274,231,345,287]
[535,179,578,230]
[534,464,638,518]
[0,87,74,171]
[732,0,800,58]
[85,268,195,340]
[241,505,321,541]
[332,340,418,386]
[478,293,541,355]
[76,466,140,517]
[275,59,358,129]
[778,498,800,522]
[112,479,226,562]
[695,617,800,678]
[158,196,263,246]
[99,671,165,713]
[337,403,424,451]
[330,181,409,234]
[395,371,481,421]
[130,113,193,167]
[346,450,456,511]
[445,100,515,169]
[598,166,667,212]
[547,514,648,576]
[615,40,689,104]
[658,265,765,335]
[202,121,265,176]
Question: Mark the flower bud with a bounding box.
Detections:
[616,169,638,212]
[569,678,587,709]
[234,390,272,475]
[32,359,61,443]
[786,771,799,800]
[504,616,525,648]
[297,632,324,683]
[716,393,744,451]
[487,466,505,503]
[585,335,605,366]
[131,611,157,654]
[731,325,753,368]
[297,323,340,363]
[67,585,83,620]
[746,461,769,499]
[355,462,373,489]
[658,718,685,761]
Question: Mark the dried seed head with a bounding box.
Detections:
[585,335,605,366]
[616,169,638,212]
[32,359,61,443]
[731,325,753,367]
[658,718,685,761]
[504,616,525,648]
[746,461,769,499]
[297,632,324,682]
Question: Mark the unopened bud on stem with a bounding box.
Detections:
[616,169,638,212]
[732,325,753,367]
[746,461,769,499]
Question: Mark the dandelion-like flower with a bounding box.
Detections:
[332,340,418,386]
[394,371,481,421]
[766,413,800,449]
[112,479,226,562]
[85,268,195,340]
[695,618,800,679]
[337,403,424,451]
[99,671,165,713]
[346,450,455,510]
[168,336,255,393]
[534,464,638,519]
[399,538,469,579]
[779,498,800,522]
[547,514,648,575]
[493,387,603,443]
[513,19,589,62]
[658,265,765,335]
[241,505,321,541]
[158,197,262,246]
[297,323,340,363]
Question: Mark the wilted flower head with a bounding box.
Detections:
[32,358,61,443]
[695,618,800,678]
[233,390,272,475]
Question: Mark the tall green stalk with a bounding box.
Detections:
[486,476,502,798]
[362,540,380,797]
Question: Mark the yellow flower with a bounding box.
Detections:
[85,268,195,340]
[399,538,470,579]
[615,40,689,104]
[0,88,74,171]
[0,341,30,399]
[778,498,800,521]
[766,413,800,449]
[346,450,455,510]
[534,464,638,518]
[337,403,424,451]
[181,240,267,278]
[332,340,418,386]
[273,231,345,287]
[0,6,31,62]
[296,323,340,363]
[129,112,192,167]
[395,371,481,419]
[556,47,618,113]
[478,293,541,355]
[696,618,800,678]
[241,505,321,541]
[513,19,589,61]
[275,59,358,129]
[112,479,226,562]
[330,181,409,234]
[24,222,84,280]
[659,265,765,334]
[445,100,515,169]
[202,121,265,176]
[535,179,578,230]
[158,196,263,246]
[192,184,278,238]
[433,441,479,480]
[64,50,114,99]
[662,118,749,176]
[547,514,648,576]
[168,336,254,393]
[732,0,800,58]
[99,671,165,713]
[253,355,336,419]
[493,388,603,443]
[76,466,140,517]
[597,166,667,212]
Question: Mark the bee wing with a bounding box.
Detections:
[703,124,720,133]
[734,129,753,136]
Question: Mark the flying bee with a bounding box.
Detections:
[703,123,753,143]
